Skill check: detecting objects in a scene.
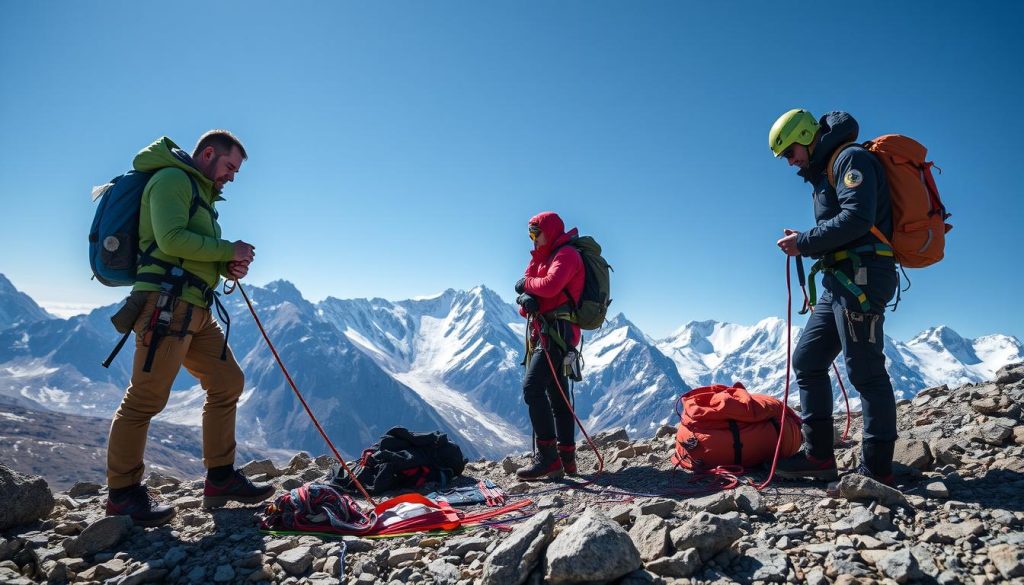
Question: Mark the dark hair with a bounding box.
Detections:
[193,129,248,160]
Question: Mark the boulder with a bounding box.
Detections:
[481,510,554,585]
[0,464,54,530]
[544,509,642,584]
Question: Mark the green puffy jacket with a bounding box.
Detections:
[132,137,235,308]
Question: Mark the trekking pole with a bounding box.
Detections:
[225,281,378,507]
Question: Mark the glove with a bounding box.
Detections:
[516,293,540,314]
[514,277,527,295]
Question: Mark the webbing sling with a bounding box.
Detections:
[807,243,894,311]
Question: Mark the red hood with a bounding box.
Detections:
[529,211,578,255]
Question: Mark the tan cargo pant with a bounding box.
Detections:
[107,291,244,489]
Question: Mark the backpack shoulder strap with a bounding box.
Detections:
[826,141,860,188]
[185,175,216,219]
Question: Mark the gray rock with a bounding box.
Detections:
[388,547,420,567]
[186,565,207,582]
[679,491,738,515]
[427,559,461,585]
[876,548,921,583]
[979,417,1017,445]
[645,548,700,578]
[830,507,875,535]
[741,547,790,582]
[241,458,283,478]
[501,457,519,475]
[988,543,1024,579]
[481,510,554,585]
[0,464,54,530]
[213,564,236,582]
[893,439,932,471]
[62,515,132,557]
[995,362,1024,385]
[314,454,335,469]
[66,481,102,498]
[163,545,188,566]
[628,514,669,562]
[287,451,313,471]
[277,546,313,575]
[120,562,169,585]
[594,427,630,447]
[441,536,490,557]
[78,558,128,581]
[544,508,641,584]
[921,519,984,543]
[924,480,949,498]
[832,473,907,506]
[669,511,745,562]
[0,538,20,563]
[606,504,635,525]
[636,498,676,518]
[734,485,766,514]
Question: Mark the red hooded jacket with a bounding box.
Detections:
[521,211,585,347]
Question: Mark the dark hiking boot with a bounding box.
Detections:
[517,439,564,481]
[774,449,839,482]
[853,464,895,487]
[203,469,275,508]
[860,441,896,485]
[557,444,577,475]
[106,484,176,527]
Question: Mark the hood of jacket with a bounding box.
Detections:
[132,137,221,201]
[799,111,860,182]
[529,211,578,256]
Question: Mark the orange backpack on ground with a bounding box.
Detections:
[828,134,952,268]
[671,383,802,471]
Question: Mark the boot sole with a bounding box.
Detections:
[774,468,840,482]
[108,508,176,528]
[203,490,275,509]
[516,469,565,481]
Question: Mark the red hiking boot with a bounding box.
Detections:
[557,444,577,475]
[517,439,564,481]
[203,470,275,508]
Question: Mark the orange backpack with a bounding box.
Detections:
[671,383,802,471]
[828,135,952,268]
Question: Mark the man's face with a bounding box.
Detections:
[780,143,810,170]
[198,146,244,193]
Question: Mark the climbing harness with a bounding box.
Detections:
[805,243,894,312]
[225,281,376,507]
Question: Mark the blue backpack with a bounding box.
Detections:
[88,169,202,287]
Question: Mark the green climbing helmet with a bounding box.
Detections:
[769,109,820,157]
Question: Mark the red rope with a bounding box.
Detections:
[756,256,794,490]
[228,282,377,507]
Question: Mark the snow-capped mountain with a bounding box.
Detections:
[1,272,1021,466]
[0,274,52,331]
[657,319,1024,409]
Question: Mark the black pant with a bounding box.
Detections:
[522,321,576,444]
[794,261,899,464]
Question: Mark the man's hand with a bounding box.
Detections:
[232,241,256,263]
[514,277,527,295]
[777,229,801,257]
[227,260,250,280]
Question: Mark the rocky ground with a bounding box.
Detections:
[2,363,1023,585]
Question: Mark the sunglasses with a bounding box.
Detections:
[528,225,541,241]
[781,146,796,160]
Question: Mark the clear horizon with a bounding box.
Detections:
[2,2,1021,342]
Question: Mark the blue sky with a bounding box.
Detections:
[1,1,1021,342]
